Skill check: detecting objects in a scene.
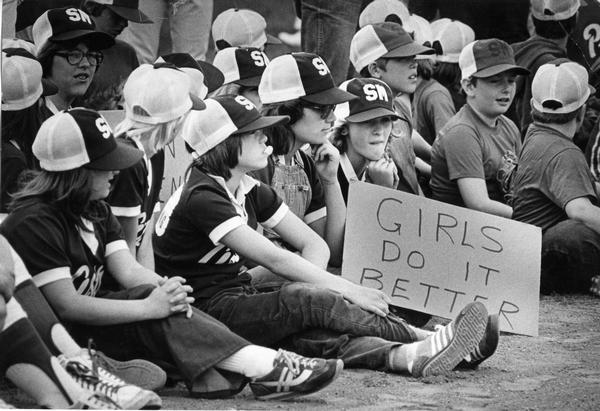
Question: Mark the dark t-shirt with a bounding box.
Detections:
[512,124,598,231]
[0,201,126,296]
[430,104,522,207]
[412,78,456,145]
[107,137,165,249]
[1,142,27,212]
[153,168,287,301]
[74,40,139,111]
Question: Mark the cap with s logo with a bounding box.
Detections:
[213,47,269,87]
[259,52,358,105]
[182,95,289,156]
[334,78,400,123]
[459,39,529,80]
[33,108,143,171]
[32,7,114,55]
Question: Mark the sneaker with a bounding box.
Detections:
[249,349,343,401]
[90,351,167,391]
[456,314,500,369]
[411,301,488,377]
[59,355,162,409]
[69,393,119,410]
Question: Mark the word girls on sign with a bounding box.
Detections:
[342,182,541,336]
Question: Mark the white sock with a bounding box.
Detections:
[216,345,278,379]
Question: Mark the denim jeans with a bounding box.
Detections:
[541,219,600,294]
[118,0,213,63]
[202,282,419,371]
[66,284,249,394]
[299,0,363,85]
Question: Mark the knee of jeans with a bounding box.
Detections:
[280,283,341,310]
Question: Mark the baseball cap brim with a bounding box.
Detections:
[232,115,289,135]
[196,60,225,93]
[346,107,400,123]
[266,33,282,45]
[107,5,153,23]
[86,140,143,171]
[189,93,206,110]
[472,64,530,78]
[52,30,115,50]
[301,87,359,105]
[383,43,434,58]
[235,75,262,87]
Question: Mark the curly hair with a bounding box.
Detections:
[260,100,305,155]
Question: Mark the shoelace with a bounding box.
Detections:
[278,350,319,375]
[75,393,120,410]
[65,359,121,399]
[87,339,126,387]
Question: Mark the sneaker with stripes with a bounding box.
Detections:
[59,354,162,409]
[249,349,343,401]
[456,314,500,369]
[410,302,488,377]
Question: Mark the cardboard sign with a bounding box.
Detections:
[99,110,191,203]
[342,182,541,336]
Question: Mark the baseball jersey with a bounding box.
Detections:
[153,167,288,301]
[430,104,521,207]
[107,136,165,249]
[512,124,598,231]
[251,149,326,224]
[0,202,127,297]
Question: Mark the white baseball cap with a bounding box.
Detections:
[531,60,595,114]
[182,95,289,156]
[33,108,143,171]
[359,0,410,28]
[531,0,580,21]
[403,14,433,47]
[211,8,281,50]
[123,63,206,125]
[431,19,475,63]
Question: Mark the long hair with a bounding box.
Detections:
[114,114,188,154]
[260,100,304,155]
[330,121,349,154]
[9,168,108,231]
[1,101,47,168]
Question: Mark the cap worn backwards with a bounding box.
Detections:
[123,63,205,125]
[359,0,410,28]
[211,8,281,50]
[32,7,114,55]
[530,0,580,21]
[459,38,529,80]
[430,19,475,63]
[182,95,289,157]
[259,52,358,105]
[350,22,434,73]
[2,48,57,111]
[213,47,269,87]
[33,108,143,171]
[334,77,400,123]
[531,60,595,114]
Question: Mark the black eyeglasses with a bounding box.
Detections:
[303,103,336,120]
[55,50,104,66]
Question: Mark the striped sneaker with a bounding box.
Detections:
[411,302,488,377]
[249,349,343,401]
[456,314,500,369]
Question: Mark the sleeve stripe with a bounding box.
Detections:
[304,206,327,225]
[209,216,245,245]
[111,205,142,217]
[105,240,129,257]
[33,267,71,288]
[261,203,289,228]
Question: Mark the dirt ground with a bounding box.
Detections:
[2,293,599,410]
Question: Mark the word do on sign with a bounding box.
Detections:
[342,182,541,336]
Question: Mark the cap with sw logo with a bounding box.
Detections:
[334,78,399,123]
[183,95,289,156]
[213,47,269,87]
[259,52,358,105]
[33,108,143,171]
